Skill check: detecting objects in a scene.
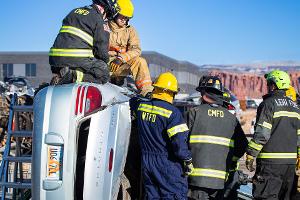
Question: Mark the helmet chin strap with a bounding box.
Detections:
[152,88,175,104]
[267,83,278,93]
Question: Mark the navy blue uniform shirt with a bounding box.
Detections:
[130,97,191,161]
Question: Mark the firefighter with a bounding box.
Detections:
[286,86,297,102]
[284,86,300,199]
[109,0,153,97]
[49,0,119,85]
[245,70,300,200]
[296,157,300,195]
[187,76,248,200]
[130,72,193,199]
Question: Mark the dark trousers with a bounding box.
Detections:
[51,58,109,84]
[142,153,188,199]
[253,164,295,200]
[188,186,224,200]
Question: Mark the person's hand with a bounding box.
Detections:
[110,58,123,72]
[296,156,300,171]
[108,51,117,56]
[183,159,194,176]
[245,154,255,172]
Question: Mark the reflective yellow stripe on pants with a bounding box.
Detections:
[136,79,153,89]
[257,153,297,159]
[190,168,228,180]
[49,48,94,57]
[76,71,84,83]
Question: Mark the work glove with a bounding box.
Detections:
[229,161,239,172]
[110,58,123,73]
[183,159,194,176]
[245,154,255,172]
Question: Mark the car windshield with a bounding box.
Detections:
[6,77,28,87]
[247,100,255,104]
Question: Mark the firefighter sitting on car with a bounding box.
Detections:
[187,76,248,200]
[49,0,120,85]
[108,0,153,97]
[130,72,193,199]
[245,70,300,199]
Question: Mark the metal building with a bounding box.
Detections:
[0,51,206,93]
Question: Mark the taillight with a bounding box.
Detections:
[84,86,102,116]
[108,148,113,172]
[227,104,237,116]
[227,104,235,110]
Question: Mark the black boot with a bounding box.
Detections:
[57,67,76,84]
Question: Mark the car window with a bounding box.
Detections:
[230,94,238,102]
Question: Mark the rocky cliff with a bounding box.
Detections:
[210,70,300,99]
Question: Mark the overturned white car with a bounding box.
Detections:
[32,83,132,200]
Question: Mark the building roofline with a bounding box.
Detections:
[0,51,48,55]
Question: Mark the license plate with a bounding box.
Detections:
[47,146,62,180]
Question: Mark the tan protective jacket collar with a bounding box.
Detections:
[109,21,128,33]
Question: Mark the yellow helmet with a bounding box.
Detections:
[117,0,134,18]
[153,72,179,93]
[286,86,297,101]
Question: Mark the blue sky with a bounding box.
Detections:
[1,0,300,65]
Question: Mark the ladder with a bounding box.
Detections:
[0,93,33,200]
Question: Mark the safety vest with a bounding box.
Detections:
[188,103,248,190]
[247,91,300,164]
[129,98,192,161]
